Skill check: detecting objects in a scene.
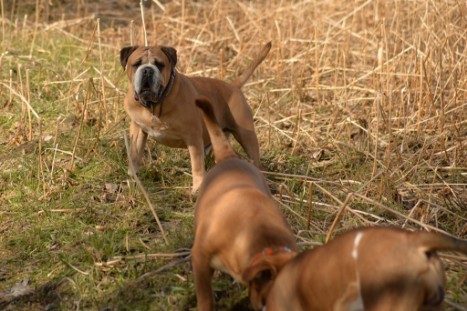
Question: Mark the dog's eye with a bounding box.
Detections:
[154,61,165,70]
[132,60,142,68]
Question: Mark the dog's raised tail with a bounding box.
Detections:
[414,231,467,254]
[231,42,272,89]
[195,97,236,163]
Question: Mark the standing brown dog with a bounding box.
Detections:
[192,97,297,310]
[119,42,271,192]
[266,226,467,311]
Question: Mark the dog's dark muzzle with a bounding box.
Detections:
[134,67,162,108]
[133,64,174,112]
[135,90,160,108]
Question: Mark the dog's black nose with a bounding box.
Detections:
[142,67,153,77]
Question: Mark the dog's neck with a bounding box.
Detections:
[152,66,176,117]
[249,246,293,266]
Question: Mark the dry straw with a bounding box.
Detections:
[124,133,168,245]
[140,0,148,46]
[1,0,466,307]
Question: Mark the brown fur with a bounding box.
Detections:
[266,226,467,311]
[120,43,271,192]
[192,97,297,310]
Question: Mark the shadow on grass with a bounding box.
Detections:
[0,278,67,311]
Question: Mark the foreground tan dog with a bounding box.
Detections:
[192,97,297,310]
[119,42,271,191]
[266,226,467,311]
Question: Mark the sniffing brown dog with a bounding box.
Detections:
[192,97,297,310]
[119,42,271,192]
[266,226,467,311]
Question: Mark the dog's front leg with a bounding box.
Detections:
[187,138,205,193]
[192,250,215,311]
[128,121,148,175]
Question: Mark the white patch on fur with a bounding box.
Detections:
[136,121,162,138]
[351,232,364,259]
[335,281,365,311]
[211,255,239,279]
[210,256,226,272]
[133,64,161,95]
[346,232,365,311]
[211,255,244,283]
[348,295,364,311]
[135,120,176,139]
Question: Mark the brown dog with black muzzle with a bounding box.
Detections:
[192,97,297,310]
[266,226,467,311]
[119,42,271,192]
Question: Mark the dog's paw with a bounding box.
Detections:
[191,177,204,194]
[151,116,162,126]
[191,184,200,195]
[127,165,140,177]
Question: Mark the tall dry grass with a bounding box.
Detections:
[0,0,466,309]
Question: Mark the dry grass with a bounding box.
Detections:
[0,0,466,310]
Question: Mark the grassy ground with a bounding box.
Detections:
[0,0,466,310]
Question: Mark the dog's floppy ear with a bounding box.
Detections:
[243,252,296,310]
[243,259,277,285]
[243,252,296,285]
[161,46,177,67]
[120,46,138,70]
[243,260,278,310]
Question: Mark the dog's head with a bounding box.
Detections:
[120,45,177,108]
[243,251,297,310]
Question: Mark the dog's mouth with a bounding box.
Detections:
[134,89,161,108]
[133,64,164,109]
[132,63,175,111]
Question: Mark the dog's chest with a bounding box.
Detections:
[136,118,185,147]
[211,256,242,283]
